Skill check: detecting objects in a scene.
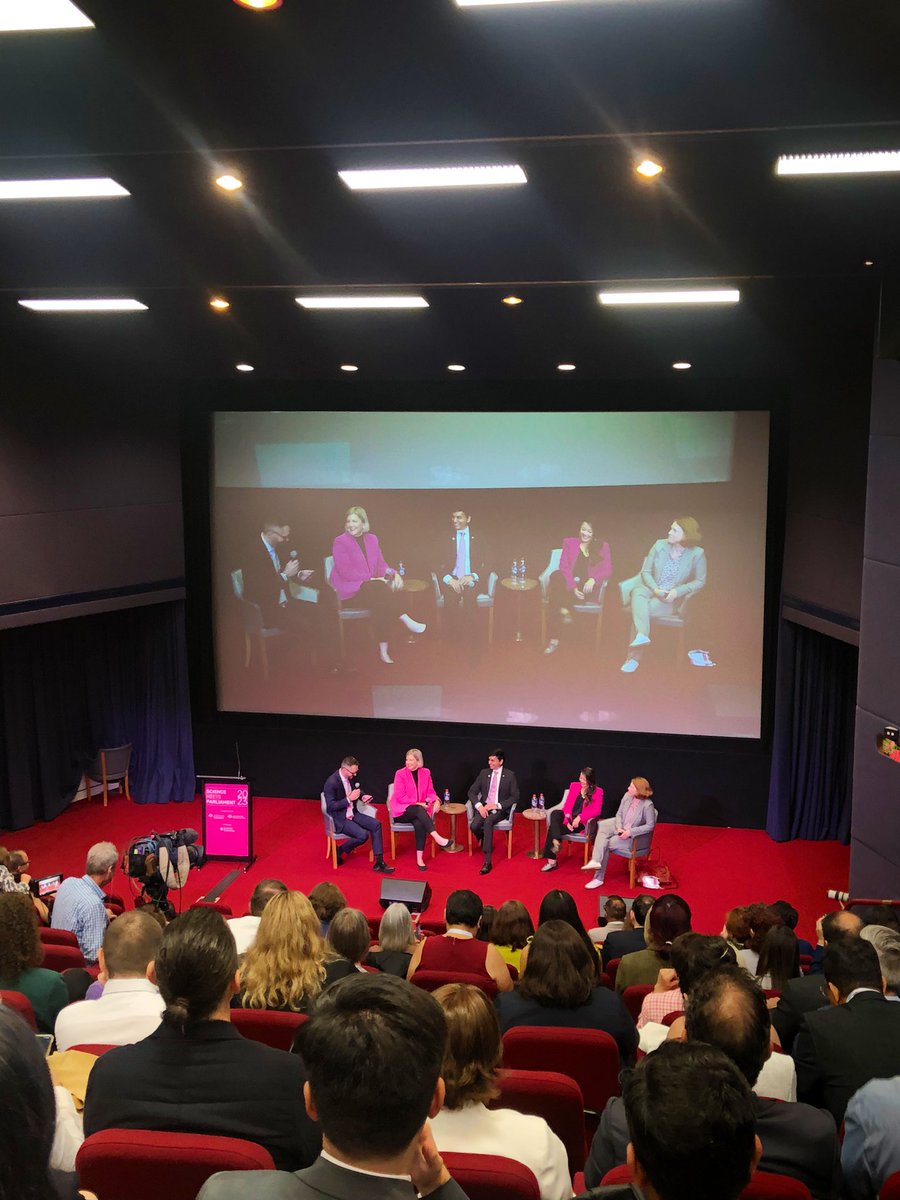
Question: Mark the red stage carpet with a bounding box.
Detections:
[7,796,850,942]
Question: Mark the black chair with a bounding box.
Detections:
[85,744,132,807]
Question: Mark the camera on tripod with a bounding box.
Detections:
[123,828,205,919]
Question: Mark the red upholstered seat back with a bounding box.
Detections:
[501,1025,620,1115]
[69,1043,117,1055]
[621,984,653,1023]
[881,1172,900,1200]
[441,1153,540,1200]
[602,1164,813,1200]
[190,899,233,916]
[0,990,38,1030]
[40,943,86,972]
[493,1067,586,1178]
[230,1007,308,1051]
[39,927,79,947]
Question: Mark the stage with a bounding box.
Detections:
[9,794,850,941]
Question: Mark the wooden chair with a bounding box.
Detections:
[84,744,132,807]
[321,792,376,869]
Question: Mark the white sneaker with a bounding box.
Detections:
[379,643,394,665]
[585,878,604,889]
[630,633,650,647]
[544,639,560,655]
[620,659,639,673]
[581,860,603,870]
[400,613,426,634]
[540,860,558,872]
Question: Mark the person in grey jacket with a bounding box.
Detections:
[620,517,706,673]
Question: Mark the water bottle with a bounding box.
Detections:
[398,560,405,577]
[538,793,545,811]
[519,557,526,581]
[444,788,450,807]
[531,794,538,810]
[512,560,519,585]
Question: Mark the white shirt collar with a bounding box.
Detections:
[102,978,160,995]
[320,1150,411,1182]
[846,987,884,1003]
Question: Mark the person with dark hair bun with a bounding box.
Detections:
[83,907,320,1171]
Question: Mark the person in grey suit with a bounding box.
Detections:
[197,974,470,1200]
[620,516,707,673]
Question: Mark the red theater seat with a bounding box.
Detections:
[69,1043,117,1055]
[40,943,86,972]
[441,1153,540,1200]
[493,1068,586,1178]
[190,899,233,916]
[230,1007,308,1051]
[501,1026,620,1119]
[881,1173,900,1200]
[622,984,653,1024]
[602,1164,813,1200]
[39,927,79,947]
[0,990,38,1030]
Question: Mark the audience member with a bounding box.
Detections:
[489,899,534,971]
[236,890,326,1013]
[615,895,691,993]
[5,846,49,923]
[523,889,600,982]
[430,983,571,1200]
[737,903,783,977]
[601,894,655,969]
[0,892,68,1033]
[841,1074,900,1200]
[476,905,496,942]
[794,937,900,1125]
[308,880,347,937]
[83,906,320,1171]
[770,899,816,957]
[637,932,735,1030]
[586,966,838,1199]
[771,909,862,1050]
[496,921,637,1063]
[366,902,418,977]
[226,878,288,954]
[721,905,753,958]
[325,907,371,983]
[408,890,513,992]
[588,895,627,946]
[50,842,118,964]
[199,973,468,1200]
[0,844,30,894]
[755,924,801,992]
[860,924,900,998]
[55,909,163,1050]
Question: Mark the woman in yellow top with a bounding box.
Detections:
[489,900,534,973]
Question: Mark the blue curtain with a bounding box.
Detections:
[0,601,194,831]
[767,618,856,842]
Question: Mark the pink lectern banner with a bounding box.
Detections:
[203,781,251,859]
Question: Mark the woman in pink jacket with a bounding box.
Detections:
[540,767,604,872]
[544,520,612,655]
[389,748,459,871]
[329,506,425,664]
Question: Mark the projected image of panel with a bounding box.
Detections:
[212,411,770,738]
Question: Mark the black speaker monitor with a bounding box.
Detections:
[379,878,432,914]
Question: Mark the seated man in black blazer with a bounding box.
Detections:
[601,893,656,970]
[771,909,862,1052]
[322,755,393,873]
[467,749,518,876]
[83,907,320,1172]
[198,974,469,1200]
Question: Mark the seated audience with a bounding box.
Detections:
[226,878,288,955]
[50,842,118,964]
[55,909,163,1050]
[430,982,571,1200]
[4,846,50,923]
[588,894,628,946]
[755,924,801,992]
[324,907,372,983]
[236,889,326,1013]
[83,906,320,1171]
[0,1006,96,1200]
[366,902,419,977]
[721,905,753,959]
[794,937,900,1125]
[496,921,637,1063]
[637,932,735,1031]
[198,974,467,1200]
[738,903,783,977]
[308,880,347,937]
[476,904,496,942]
[771,909,862,1051]
[861,923,900,998]
[408,889,513,992]
[0,844,30,894]
[770,898,816,958]
[615,894,691,993]
[489,899,534,971]
[522,889,600,981]
[601,893,655,969]
[842,1074,900,1200]
[587,965,839,1199]
[0,892,68,1033]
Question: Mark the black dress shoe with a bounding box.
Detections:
[372,860,395,874]
[336,850,345,867]
[480,862,492,875]
[441,840,461,853]
[417,863,428,873]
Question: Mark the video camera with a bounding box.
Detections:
[123,828,204,918]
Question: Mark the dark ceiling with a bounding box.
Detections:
[1,0,897,381]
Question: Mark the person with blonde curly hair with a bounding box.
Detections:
[236,890,327,1013]
[0,892,68,1033]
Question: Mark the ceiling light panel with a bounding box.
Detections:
[598,289,740,306]
[18,298,147,311]
[455,0,572,6]
[296,296,429,310]
[338,165,526,190]
[776,151,900,176]
[0,0,93,31]
[0,177,128,200]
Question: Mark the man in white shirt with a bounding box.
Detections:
[438,509,492,646]
[54,908,164,1050]
[226,878,288,954]
[589,895,628,945]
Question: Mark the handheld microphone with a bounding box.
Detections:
[289,550,298,560]
[826,888,849,902]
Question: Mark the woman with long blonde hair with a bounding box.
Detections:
[237,890,326,1013]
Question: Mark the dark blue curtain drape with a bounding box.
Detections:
[0,600,194,831]
[767,617,856,842]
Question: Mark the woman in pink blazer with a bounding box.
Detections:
[544,520,612,654]
[389,748,458,871]
[540,767,604,871]
[330,506,426,665]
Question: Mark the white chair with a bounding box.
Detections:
[325,555,373,661]
[543,789,600,866]
[431,570,499,643]
[320,792,376,869]
[386,782,436,861]
[465,799,516,859]
[538,550,607,651]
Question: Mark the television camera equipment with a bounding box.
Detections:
[122,828,205,919]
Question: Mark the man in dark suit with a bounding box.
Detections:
[772,909,862,1051]
[586,966,840,1200]
[323,756,393,874]
[467,749,518,876]
[794,938,900,1126]
[601,893,656,969]
[197,974,469,1200]
[437,509,493,647]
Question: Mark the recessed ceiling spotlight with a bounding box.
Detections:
[776,151,900,176]
[503,295,523,306]
[215,174,243,192]
[209,297,231,311]
[455,0,577,6]
[232,0,282,8]
[447,363,466,372]
[672,361,692,370]
[340,364,359,372]
[599,289,740,306]
[0,0,93,31]
[864,259,874,267]
[0,177,128,200]
[18,298,147,312]
[635,159,664,179]
[235,363,254,373]
[557,363,576,372]
[296,295,429,310]
[338,165,527,191]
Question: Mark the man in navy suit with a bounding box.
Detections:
[467,749,518,876]
[323,757,393,873]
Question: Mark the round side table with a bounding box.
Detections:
[522,806,546,859]
[500,576,538,643]
[438,802,467,852]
